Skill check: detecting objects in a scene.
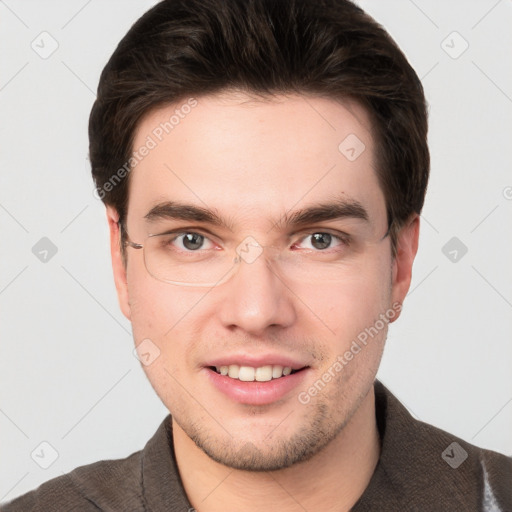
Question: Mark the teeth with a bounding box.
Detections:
[214,364,296,381]
[255,365,272,382]
[272,365,283,378]
[228,364,240,379]
[239,366,255,381]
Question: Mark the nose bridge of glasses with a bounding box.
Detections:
[233,236,283,267]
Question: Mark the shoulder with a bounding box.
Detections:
[413,414,512,508]
[1,450,144,512]
[1,415,184,512]
[364,381,512,510]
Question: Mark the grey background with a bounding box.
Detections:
[1,0,511,503]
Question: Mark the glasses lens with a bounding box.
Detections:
[142,231,388,286]
[144,234,235,285]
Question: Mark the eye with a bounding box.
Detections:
[294,232,348,251]
[171,232,216,251]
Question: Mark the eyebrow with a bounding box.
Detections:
[144,197,369,230]
[144,201,231,228]
[278,198,369,228]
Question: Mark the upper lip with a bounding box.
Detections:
[204,353,310,370]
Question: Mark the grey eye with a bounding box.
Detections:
[310,233,332,250]
[181,233,205,250]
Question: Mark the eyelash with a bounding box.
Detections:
[295,231,351,250]
[157,229,351,251]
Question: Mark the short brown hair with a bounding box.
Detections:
[89,0,429,255]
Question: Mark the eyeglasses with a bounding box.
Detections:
[120,223,390,287]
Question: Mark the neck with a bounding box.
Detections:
[173,385,380,512]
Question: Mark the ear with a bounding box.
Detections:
[106,206,131,321]
[390,214,420,322]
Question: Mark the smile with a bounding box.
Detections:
[209,364,305,381]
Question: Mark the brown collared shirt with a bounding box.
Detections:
[3,381,511,511]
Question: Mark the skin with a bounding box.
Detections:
[106,91,419,511]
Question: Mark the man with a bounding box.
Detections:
[4,0,510,510]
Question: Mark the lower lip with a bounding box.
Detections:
[204,367,310,406]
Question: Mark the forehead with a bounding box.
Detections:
[126,92,385,232]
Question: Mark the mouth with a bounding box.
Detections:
[207,364,308,382]
[204,362,311,405]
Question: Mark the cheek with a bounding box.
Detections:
[126,268,201,364]
[301,254,393,342]
[126,273,206,408]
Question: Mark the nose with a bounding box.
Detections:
[217,251,297,335]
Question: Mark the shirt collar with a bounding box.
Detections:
[140,379,488,511]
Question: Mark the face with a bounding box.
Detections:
[107,92,418,471]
